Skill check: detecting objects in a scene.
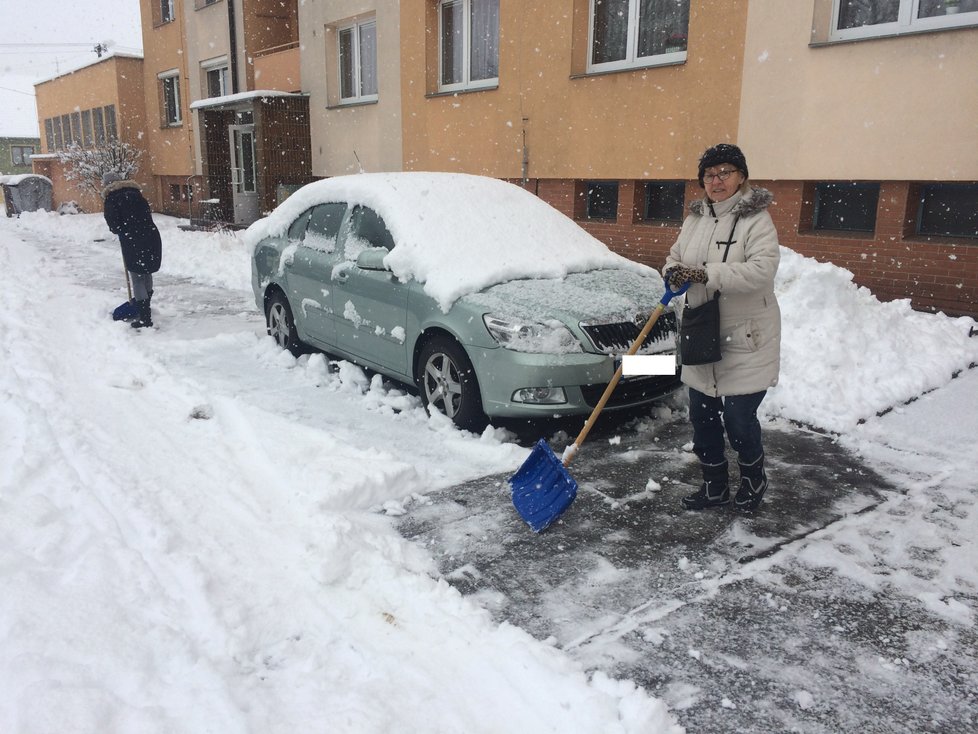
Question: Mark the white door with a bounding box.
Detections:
[229,124,259,225]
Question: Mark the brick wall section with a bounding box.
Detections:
[255,97,313,215]
[527,178,978,318]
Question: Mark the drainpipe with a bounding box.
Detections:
[228,0,239,94]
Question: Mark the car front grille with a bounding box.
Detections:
[580,311,677,354]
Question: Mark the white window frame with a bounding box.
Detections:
[437,0,499,93]
[830,0,978,41]
[587,0,688,74]
[202,56,231,98]
[160,0,175,23]
[158,69,182,126]
[337,18,379,104]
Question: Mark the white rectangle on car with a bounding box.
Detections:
[621,355,677,376]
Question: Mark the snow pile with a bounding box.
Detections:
[1,213,681,733]
[243,172,653,311]
[768,248,978,432]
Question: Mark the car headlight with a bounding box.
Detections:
[482,314,582,353]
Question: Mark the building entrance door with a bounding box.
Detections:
[229,124,259,224]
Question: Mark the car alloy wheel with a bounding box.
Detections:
[266,292,304,357]
[418,336,485,431]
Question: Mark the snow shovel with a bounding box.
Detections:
[509,278,690,532]
[112,263,139,321]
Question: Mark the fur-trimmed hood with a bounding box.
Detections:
[101,179,140,200]
[689,186,773,218]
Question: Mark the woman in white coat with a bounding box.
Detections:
[664,144,781,511]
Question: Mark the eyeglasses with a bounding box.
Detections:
[702,168,739,182]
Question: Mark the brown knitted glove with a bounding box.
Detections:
[666,265,708,288]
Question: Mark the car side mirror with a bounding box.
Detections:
[356,247,389,271]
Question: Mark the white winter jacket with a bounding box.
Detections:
[664,186,781,397]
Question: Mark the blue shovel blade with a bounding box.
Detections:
[509,438,579,533]
[112,300,139,321]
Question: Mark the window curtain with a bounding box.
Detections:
[339,28,355,98]
[637,0,689,57]
[359,22,378,96]
[837,0,899,29]
[469,0,499,81]
[592,0,629,64]
[441,1,464,85]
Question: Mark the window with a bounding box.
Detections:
[71,112,82,145]
[160,0,174,23]
[52,117,63,150]
[589,0,689,73]
[44,119,54,152]
[61,114,72,146]
[585,181,619,220]
[81,109,93,147]
[917,183,978,238]
[831,0,978,41]
[93,107,106,144]
[205,65,230,98]
[338,19,378,103]
[349,206,395,249]
[11,146,34,166]
[104,105,117,140]
[304,203,347,251]
[645,181,685,222]
[169,184,192,202]
[813,182,880,233]
[159,70,182,126]
[439,0,499,92]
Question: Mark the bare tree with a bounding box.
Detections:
[57,140,143,198]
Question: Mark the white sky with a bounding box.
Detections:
[0,0,143,138]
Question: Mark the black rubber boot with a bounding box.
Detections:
[682,460,730,510]
[130,299,153,329]
[735,453,768,511]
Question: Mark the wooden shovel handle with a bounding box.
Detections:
[563,303,666,467]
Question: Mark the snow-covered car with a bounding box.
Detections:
[246,172,681,429]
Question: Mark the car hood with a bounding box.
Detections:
[461,269,666,325]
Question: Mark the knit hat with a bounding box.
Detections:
[697,144,748,188]
[101,170,124,186]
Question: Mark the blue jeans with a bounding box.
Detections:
[688,387,766,466]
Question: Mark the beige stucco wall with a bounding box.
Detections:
[299,0,403,176]
[739,0,978,180]
[400,0,750,180]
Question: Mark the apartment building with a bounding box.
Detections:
[32,53,150,213]
[379,0,977,317]
[140,0,311,222]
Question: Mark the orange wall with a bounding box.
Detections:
[400,0,749,179]
[140,0,195,177]
[33,55,154,209]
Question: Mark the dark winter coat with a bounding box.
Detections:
[102,181,162,274]
[664,186,781,397]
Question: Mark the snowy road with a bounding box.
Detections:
[2,211,976,733]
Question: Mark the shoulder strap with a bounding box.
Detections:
[720,215,741,263]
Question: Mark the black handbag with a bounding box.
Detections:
[678,214,741,366]
[679,292,721,365]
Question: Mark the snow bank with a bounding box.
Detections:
[767,248,978,432]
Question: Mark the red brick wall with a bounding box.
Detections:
[526,177,978,318]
